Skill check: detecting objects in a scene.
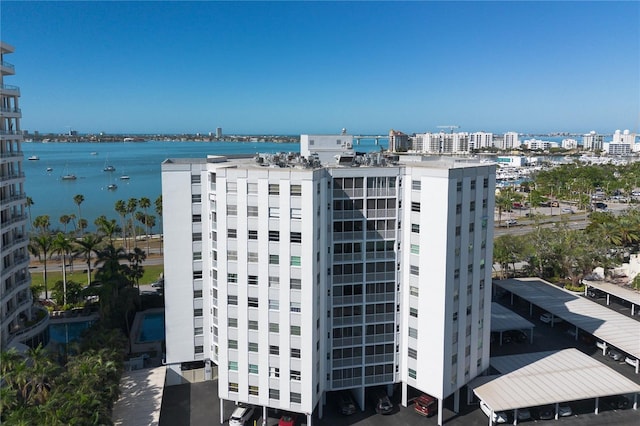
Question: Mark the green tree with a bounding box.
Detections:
[75,233,104,286]
[32,215,50,234]
[73,194,85,235]
[51,232,74,306]
[28,233,53,300]
[58,214,71,234]
[126,198,138,249]
[114,200,127,249]
[128,247,146,290]
[25,196,34,231]
[95,215,119,245]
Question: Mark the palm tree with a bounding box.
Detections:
[126,198,138,249]
[59,215,71,234]
[32,215,50,234]
[114,200,127,249]
[94,215,119,245]
[25,196,34,231]
[139,197,151,251]
[75,233,104,286]
[154,195,162,253]
[128,247,146,290]
[73,194,84,235]
[51,233,74,306]
[28,233,53,300]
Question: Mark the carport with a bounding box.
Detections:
[471,349,640,426]
[495,278,640,373]
[491,302,535,345]
[583,279,640,316]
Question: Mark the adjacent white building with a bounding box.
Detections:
[411,132,470,154]
[582,131,604,151]
[501,132,520,150]
[0,41,49,351]
[388,129,410,152]
[469,132,494,150]
[162,135,495,426]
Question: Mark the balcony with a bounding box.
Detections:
[8,306,50,347]
[0,172,25,182]
[0,151,24,160]
[0,106,21,116]
[1,60,15,75]
[0,84,20,95]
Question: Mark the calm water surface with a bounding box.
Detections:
[21,139,387,232]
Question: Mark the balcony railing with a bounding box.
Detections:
[1,61,15,70]
[0,84,20,93]
[0,106,21,114]
[0,172,25,182]
[10,307,50,339]
[0,151,24,159]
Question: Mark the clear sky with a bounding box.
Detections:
[1,1,638,135]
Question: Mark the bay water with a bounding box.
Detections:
[21,139,387,233]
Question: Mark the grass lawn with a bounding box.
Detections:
[30,264,164,287]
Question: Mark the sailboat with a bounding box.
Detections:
[119,168,130,180]
[103,155,116,172]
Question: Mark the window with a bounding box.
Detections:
[247,206,259,217]
[248,297,259,308]
[228,273,238,283]
[269,299,279,310]
[291,256,301,266]
[410,265,419,276]
[248,230,258,240]
[291,348,301,358]
[248,252,259,263]
[192,232,202,242]
[408,327,418,339]
[291,392,302,404]
[410,307,418,318]
[408,368,417,379]
[194,289,203,298]
[410,244,419,255]
[248,320,259,330]
[291,325,301,336]
[193,271,203,280]
[453,312,458,321]
[456,181,462,192]
[291,184,302,196]
[269,184,280,195]
[412,180,421,190]
[228,250,238,261]
[290,302,301,313]
[269,323,279,333]
[269,230,280,241]
[409,286,419,297]
[228,295,238,305]
[290,232,302,243]
[269,207,280,218]
[269,389,280,400]
[249,385,259,396]
[290,370,301,381]
[192,194,202,203]
[470,201,476,211]
[227,205,237,215]
[248,342,259,352]
[411,202,420,212]
[269,255,279,265]
[408,348,418,359]
[456,204,462,214]
[229,318,238,327]
[228,339,238,349]
[194,308,203,317]
[191,174,201,184]
[192,214,201,223]
[193,251,202,260]
[227,182,237,193]
[229,382,238,392]
[470,180,476,190]
[248,275,258,286]
[269,276,279,287]
[229,361,238,371]
[291,208,302,219]
[247,182,258,194]
[290,278,302,290]
[249,364,259,374]
[411,223,420,233]
[269,345,279,355]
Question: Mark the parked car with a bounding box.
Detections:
[505,219,517,226]
[517,408,531,421]
[336,391,356,416]
[537,405,554,420]
[229,405,255,426]
[587,288,605,298]
[558,404,573,417]
[504,330,528,343]
[561,207,574,214]
[480,401,508,424]
[608,349,624,361]
[603,395,630,409]
[540,313,563,324]
[278,414,297,426]
[414,393,437,417]
[369,388,393,415]
[594,202,608,210]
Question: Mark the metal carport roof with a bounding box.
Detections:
[491,302,535,332]
[472,349,640,412]
[495,278,640,360]
[583,279,640,306]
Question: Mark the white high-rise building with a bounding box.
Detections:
[501,132,520,150]
[1,41,49,351]
[582,131,604,151]
[161,138,495,426]
[412,132,470,154]
[469,132,494,150]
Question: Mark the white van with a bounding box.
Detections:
[480,400,508,424]
[229,405,255,426]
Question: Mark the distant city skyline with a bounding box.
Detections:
[1,1,638,135]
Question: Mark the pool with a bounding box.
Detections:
[49,321,95,344]
[138,312,165,343]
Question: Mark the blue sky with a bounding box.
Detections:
[1,1,638,135]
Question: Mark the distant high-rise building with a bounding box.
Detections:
[562,139,578,150]
[161,137,495,426]
[1,41,49,351]
[388,129,410,152]
[469,132,494,150]
[412,132,469,154]
[216,127,223,139]
[612,129,636,145]
[502,132,520,150]
[582,131,604,151]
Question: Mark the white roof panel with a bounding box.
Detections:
[472,349,640,412]
[495,278,640,359]
[583,279,640,305]
[491,302,535,332]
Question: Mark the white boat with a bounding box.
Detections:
[28,155,39,160]
[119,175,130,180]
[107,183,118,190]
[61,174,77,181]
[46,167,53,172]
[103,155,116,172]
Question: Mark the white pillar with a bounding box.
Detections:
[595,397,599,414]
[401,382,408,407]
[632,304,635,316]
[634,393,637,410]
[513,408,518,425]
[219,399,224,424]
[454,388,460,413]
[606,294,610,305]
[306,413,312,426]
[355,386,365,411]
[262,406,267,426]
[554,402,559,420]
[437,398,444,426]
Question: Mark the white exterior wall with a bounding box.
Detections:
[300,134,354,164]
